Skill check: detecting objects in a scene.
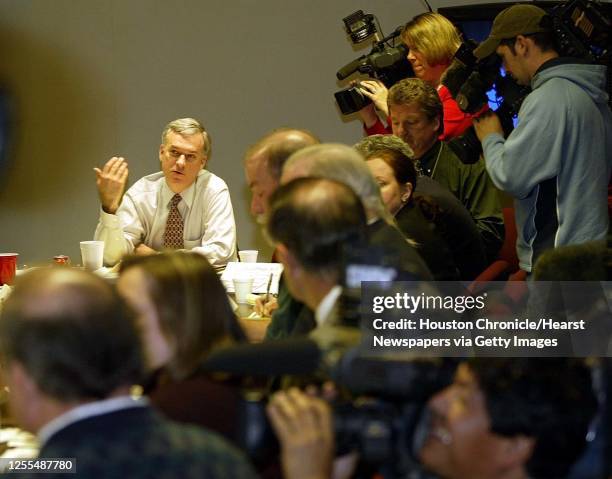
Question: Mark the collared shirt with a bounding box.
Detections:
[417,140,504,262]
[38,396,148,447]
[314,285,342,328]
[94,169,237,269]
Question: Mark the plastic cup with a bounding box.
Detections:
[0,253,18,285]
[238,250,259,263]
[80,241,104,271]
[233,277,254,304]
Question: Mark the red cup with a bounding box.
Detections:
[0,253,18,285]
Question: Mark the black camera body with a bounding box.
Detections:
[442,41,528,164]
[335,86,374,116]
[334,10,413,115]
[233,348,456,477]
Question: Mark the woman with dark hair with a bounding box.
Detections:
[117,251,246,442]
[364,145,487,280]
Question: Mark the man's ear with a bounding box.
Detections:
[8,361,38,397]
[276,244,301,276]
[515,35,530,55]
[433,116,441,135]
[159,144,165,163]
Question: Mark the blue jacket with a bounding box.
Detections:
[483,59,612,272]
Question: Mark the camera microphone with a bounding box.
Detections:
[202,326,362,377]
[337,55,368,80]
[202,338,322,376]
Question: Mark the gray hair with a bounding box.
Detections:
[283,143,394,224]
[353,134,415,159]
[161,118,211,157]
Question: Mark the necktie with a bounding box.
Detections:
[163,194,184,249]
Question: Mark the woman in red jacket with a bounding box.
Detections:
[359,13,479,140]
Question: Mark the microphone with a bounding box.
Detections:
[202,326,362,376]
[337,55,368,80]
[202,338,322,376]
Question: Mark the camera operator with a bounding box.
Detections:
[472,4,612,274]
[266,388,337,479]
[267,358,597,479]
[358,13,484,140]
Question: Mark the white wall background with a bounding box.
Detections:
[0,0,605,264]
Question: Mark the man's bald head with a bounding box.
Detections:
[5,267,117,320]
[0,267,144,402]
[245,128,320,221]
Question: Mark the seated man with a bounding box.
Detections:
[94,117,237,269]
[244,128,320,335]
[244,127,320,224]
[266,144,433,340]
[0,267,256,479]
[266,177,367,330]
[388,78,504,261]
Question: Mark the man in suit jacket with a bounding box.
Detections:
[0,267,256,479]
[266,177,368,331]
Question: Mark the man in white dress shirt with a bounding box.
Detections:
[94,118,237,269]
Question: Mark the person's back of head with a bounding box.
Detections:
[119,252,245,380]
[0,267,143,403]
[245,128,320,221]
[470,357,597,479]
[354,134,415,160]
[245,127,320,183]
[282,143,392,224]
[532,240,608,281]
[266,176,367,278]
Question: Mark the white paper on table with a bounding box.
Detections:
[221,262,283,294]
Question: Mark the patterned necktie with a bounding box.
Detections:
[163,194,184,249]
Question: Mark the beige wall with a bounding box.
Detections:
[0,0,430,264]
[0,0,558,264]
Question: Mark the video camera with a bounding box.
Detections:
[443,0,611,164]
[334,10,413,115]
[204,239,459,477]
[442,41,529,164]
[205,333,456,478]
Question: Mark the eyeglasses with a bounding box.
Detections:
[165,148,203,164]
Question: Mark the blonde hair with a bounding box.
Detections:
[402,13,461,66]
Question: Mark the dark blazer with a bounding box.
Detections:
[413,176,488,280]
[395,200,460,280]
[147,370,244,445]
[6,405,257,479]
[366,218,433,280]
